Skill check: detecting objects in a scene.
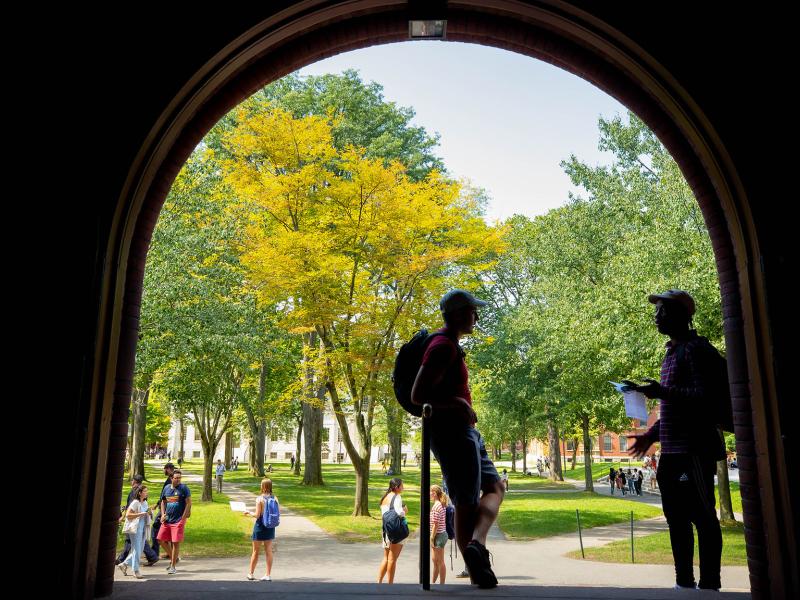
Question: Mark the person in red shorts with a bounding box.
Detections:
[157,469,192,574]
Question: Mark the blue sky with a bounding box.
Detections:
[299,41,628,222]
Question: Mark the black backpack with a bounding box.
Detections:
[382,494,409,544]
[677,337,734,433]
[392,329,451,417]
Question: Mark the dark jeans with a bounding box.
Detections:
[657,453,722,590]
[151,513,163,555]
[116,533,158,564]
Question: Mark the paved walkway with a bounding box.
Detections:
[110,475,750,597]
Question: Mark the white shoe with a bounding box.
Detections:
[247,573,255,581]
[133,572,143,579]
[167,566,177,574]
[261,575,271,581]
[117,563,128,576]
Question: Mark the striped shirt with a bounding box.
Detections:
[645,331,713,455]
[430,502,446,534]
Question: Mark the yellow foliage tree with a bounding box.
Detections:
[220,103,505,515]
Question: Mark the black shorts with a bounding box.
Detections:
[430,424,500,506]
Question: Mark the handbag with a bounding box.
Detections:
[122,500,140,535]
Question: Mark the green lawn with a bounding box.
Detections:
[717,481,742,514]
[498,491,663,540]
[567,521,747,566]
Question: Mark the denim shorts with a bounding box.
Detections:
[430,424,500,506]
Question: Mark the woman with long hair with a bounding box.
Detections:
[244,478,277,581]
[117,485,152,579]
[378,477,407,584]
[429,485,449,584]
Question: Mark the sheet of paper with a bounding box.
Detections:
[609,381,649,421]
[229,501,247,512]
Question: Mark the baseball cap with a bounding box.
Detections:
[439,289,488,313]
[648,289,696,316]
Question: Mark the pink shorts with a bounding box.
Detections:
[157,521,185,543]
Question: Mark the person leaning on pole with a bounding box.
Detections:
[410,289,505,589]
[626,289,728,592]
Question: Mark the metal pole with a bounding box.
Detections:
[420,403,432,590]
[630,511,635,563]
[576,509,585,558]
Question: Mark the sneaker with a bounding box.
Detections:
[167,566,177,574]
[145,558,159,567]
[456,569,470,578]
[117,563,128,577]
[463,540,498,589]
[247,573,255,581]
[261,575,271,581]
[672,583,697,591]
[133,572,143,579]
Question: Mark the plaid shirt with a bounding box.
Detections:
[645,331,713,454]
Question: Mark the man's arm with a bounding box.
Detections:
[411,364,475,422]
[182,496,192,522]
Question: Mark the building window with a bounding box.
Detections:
[322,452,329,460]
[566,439,575,452]
[269,452,278,459]
[284,452,293,460]
[619,436,628,452]
[603,434,613,452]
[193,450,201,458]
[322,428,330,442]
[194,427,201,441]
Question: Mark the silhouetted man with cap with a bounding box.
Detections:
[411,289,504,589]
[627,289,725,591]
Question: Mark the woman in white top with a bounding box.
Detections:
[117,485,152,579]
[377,478,407,584]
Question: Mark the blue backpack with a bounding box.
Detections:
[382,494,409,544]
[445,503,455,540]
[261,495,280,528]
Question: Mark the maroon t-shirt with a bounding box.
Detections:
[420,328,474,423]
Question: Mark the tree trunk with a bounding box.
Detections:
[253,421,266,477]
[201,439,215,501]
[522,435,527,474]
[548,420,564,481]
[302,397,324,485]
[130,387,149,479]
[294,416,303,475]
[178,417,185,463]
[352,456,371,516]
[302,332,324,486]
[571,437,578,470]
[717,459,736,523]
[582,414,594,491]
[387,402,403,475]
[224,431,233,470]
[511,441,517,473]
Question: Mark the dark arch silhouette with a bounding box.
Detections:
[60,3,794,598]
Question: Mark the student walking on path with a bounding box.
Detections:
[215,459,225,493]
[377,478,407,584]
[157,469,192,574]
[117,485,153,579]
[243,478,278,581]
[627,289,729,592]
[429,485,449,585]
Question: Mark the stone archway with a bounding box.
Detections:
[73,2,790,598]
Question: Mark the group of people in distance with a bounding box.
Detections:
[118,287,728,592]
